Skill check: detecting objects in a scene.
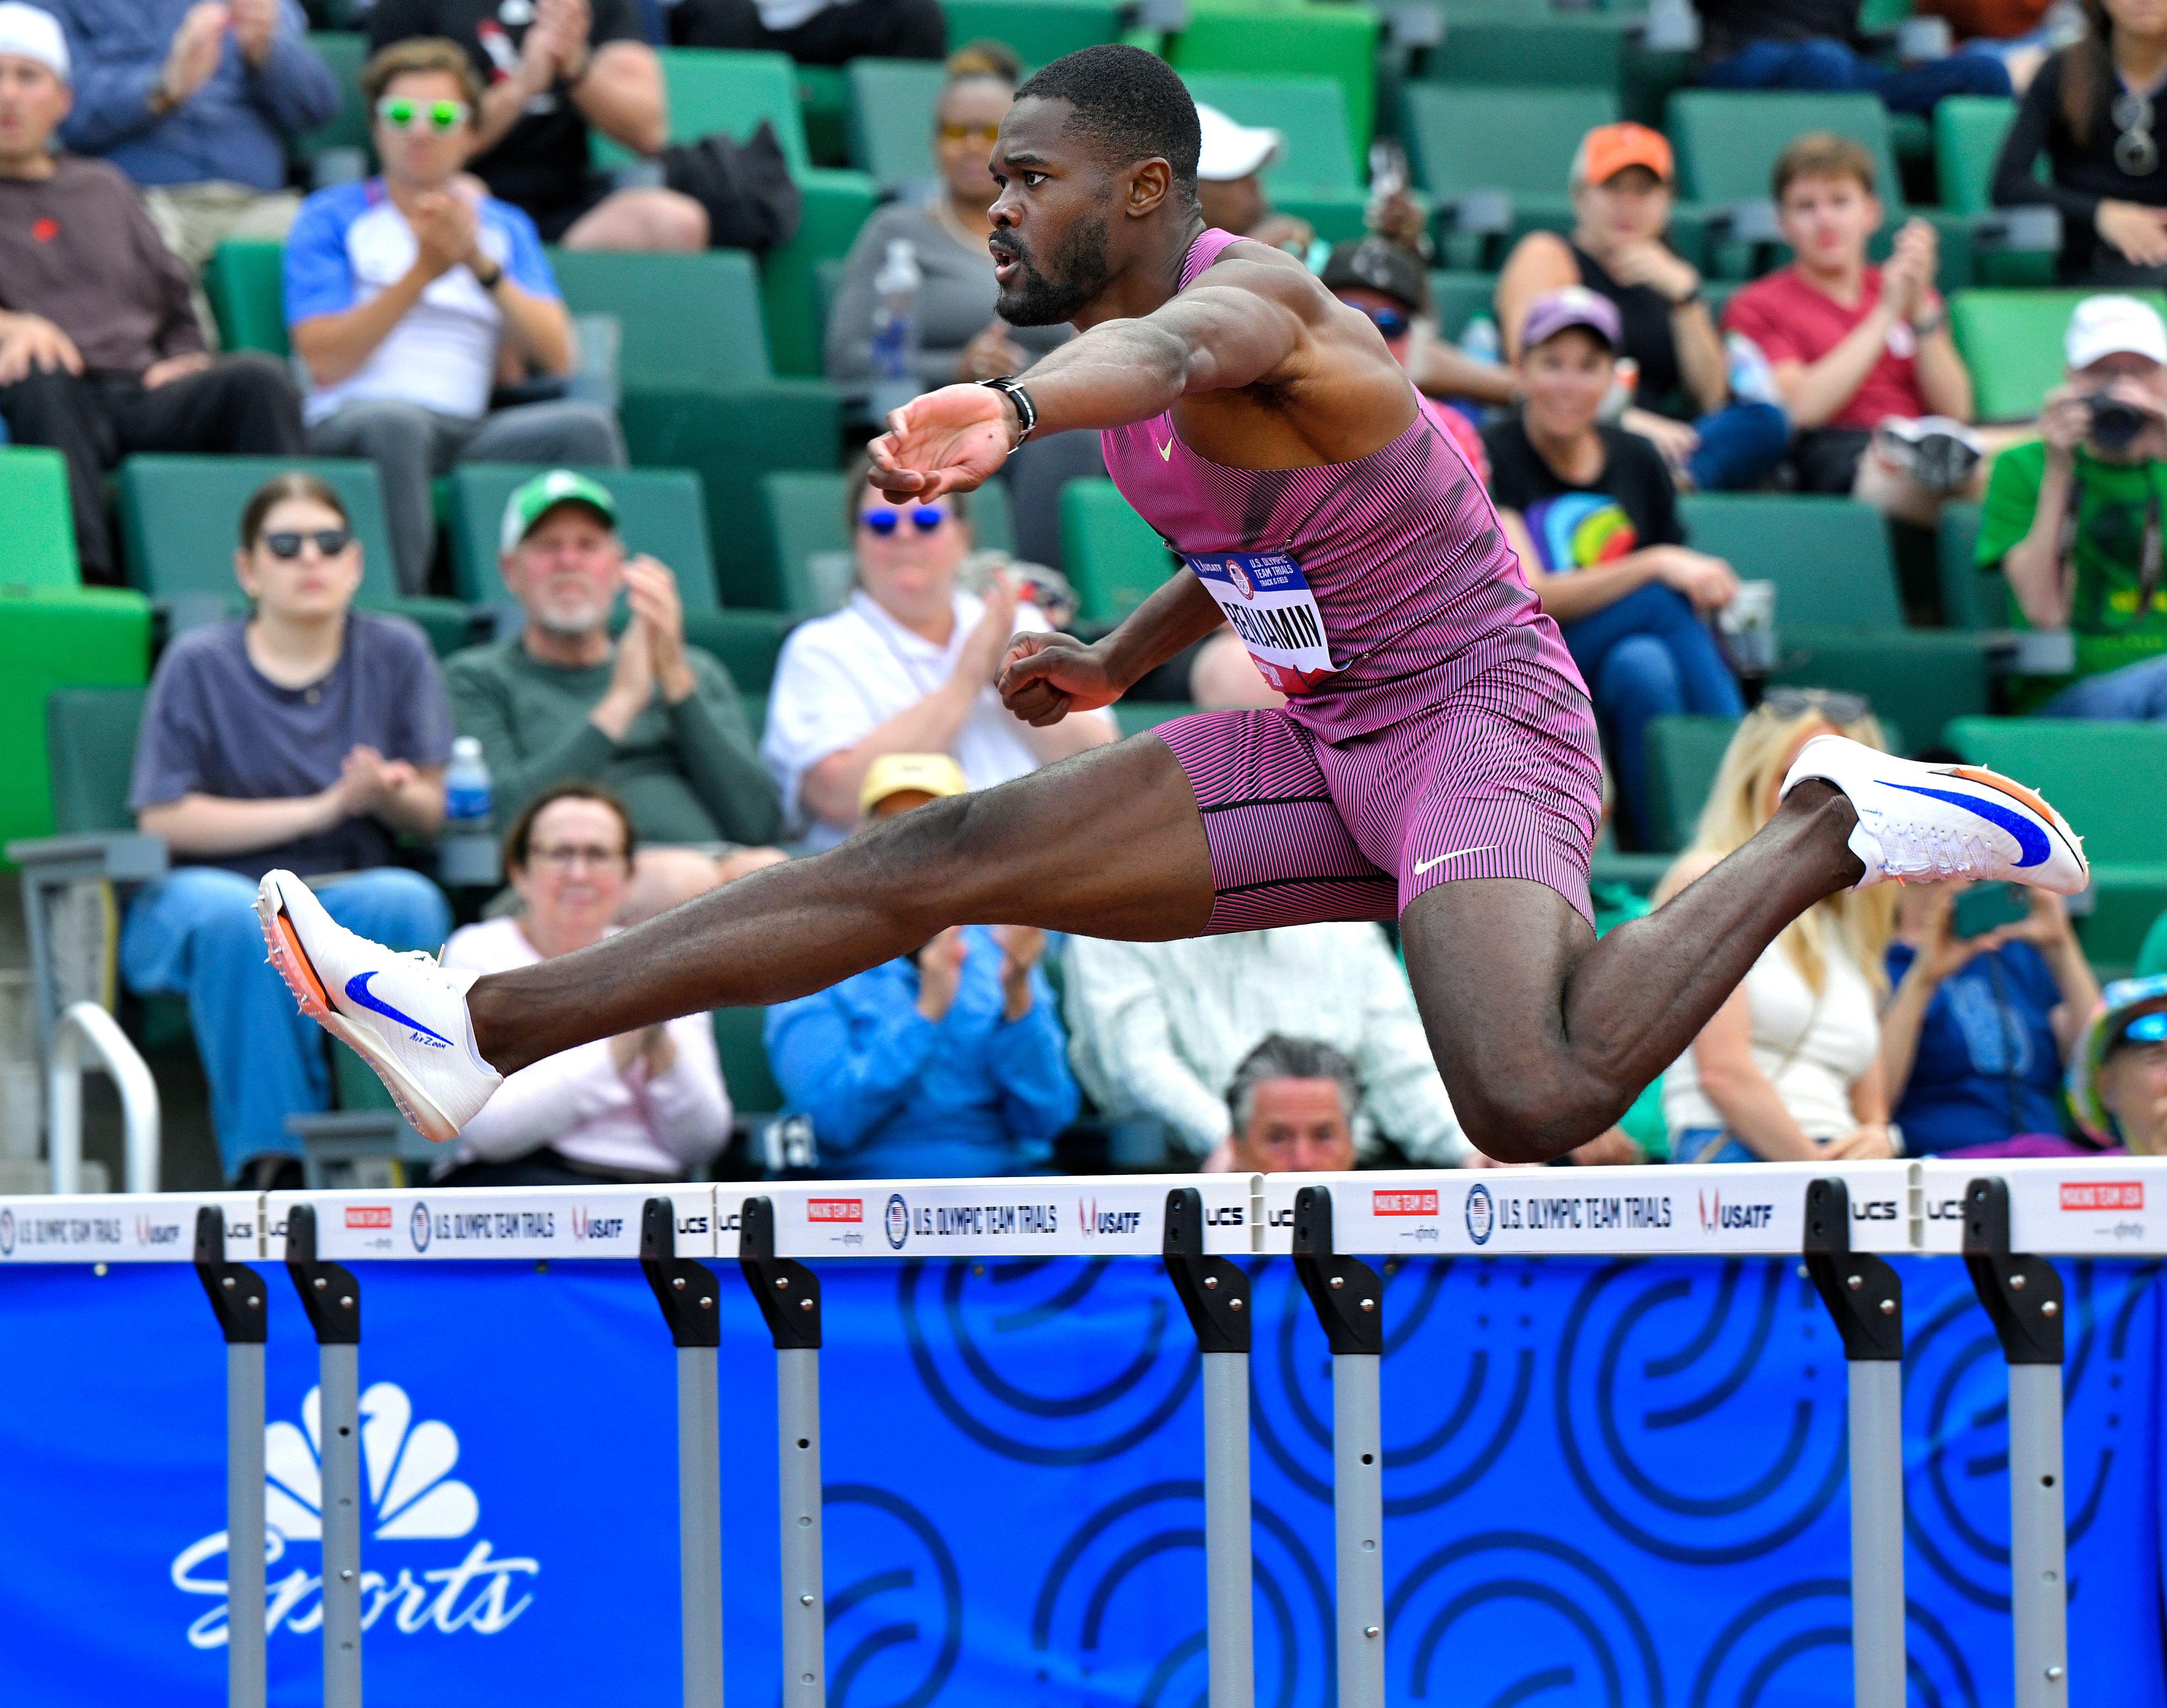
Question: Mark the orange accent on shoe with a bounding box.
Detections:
[276,912,330,1009]
[1945,765,2059,826]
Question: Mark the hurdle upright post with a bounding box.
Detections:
[194,1203,268,1708]
[1962,1177,2068,1708]
[282,1203,362,1708]
[641,1197,725,1708]
[739,1196,825,1708]
[1801,1178,1905,1708]
[1163,1186,1254,1708]
[1288,1185,1385,1708]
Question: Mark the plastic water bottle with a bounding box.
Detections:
[870,238,923,399]
[1458,314,1501,366]
[1726,332,1781,407]
[444,736,491,829]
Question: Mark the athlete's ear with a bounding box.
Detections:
[1126,157,1173,217]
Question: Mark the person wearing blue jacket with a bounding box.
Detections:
[765,754,1078,1179]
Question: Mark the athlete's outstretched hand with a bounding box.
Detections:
[999,631,1120,726]
[868,384,1014,502]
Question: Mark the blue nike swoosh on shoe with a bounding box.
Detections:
[1884,783,2049,868]
[344,970,457,1046]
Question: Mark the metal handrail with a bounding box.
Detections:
[48,1000,159,1195]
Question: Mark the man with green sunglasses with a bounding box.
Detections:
[283,36,624,596]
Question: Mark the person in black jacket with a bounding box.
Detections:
[1991,0,2167,284]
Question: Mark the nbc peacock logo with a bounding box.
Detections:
[170,1381,538,1648]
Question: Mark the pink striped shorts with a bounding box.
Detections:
[1157,648,1604,933]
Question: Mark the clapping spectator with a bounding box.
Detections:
[1496,123,1790,492]
[0,3,304,584]
[44,0,336,282]
[438,783,731,1184]
[1658,692,1899,1164]
[1879,875,2100,1154]
[445,470,783,921]
[1218,1036,1360,1174]
[287,38,625,594]
[1724,134,1984,522]
[764,754,1077,1179]
[1694,0,2012,113]
[1991,0,2167,285]
[762,456,1115,850]
[1483,288,1744,848]
[1979,294,2167,717]
[2069,975,2167,1153]
[121,472,452,1186]
[366,0,708,249]
[670,0,945,63]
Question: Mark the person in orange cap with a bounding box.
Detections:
[1496,121,1789,493]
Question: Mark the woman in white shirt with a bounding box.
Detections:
[761,453,1118,848]
[437,784,731,1185]
[1657,691,1899,1164]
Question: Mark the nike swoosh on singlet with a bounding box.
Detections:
[1412,846,1496,876]
[344,970,456,1046]
[1154,434,1175,460]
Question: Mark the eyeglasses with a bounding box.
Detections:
[860,505,949,536]
[526,843,627,872]
[1761,687,1871,725]
[2120,1011,2167,1047]
[1359,304,1412,341]
[938,121,1002,144]
[376,96,470,134]
[261,528,353,560]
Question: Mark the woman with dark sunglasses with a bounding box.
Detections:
[119,471,454,1190]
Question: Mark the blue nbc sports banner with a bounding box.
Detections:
[0,1254,2159,1705]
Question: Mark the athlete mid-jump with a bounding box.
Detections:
[257,46,2085,1160]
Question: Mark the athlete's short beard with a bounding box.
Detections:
[995,213,1113,327]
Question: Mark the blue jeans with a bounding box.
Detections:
[1699,37,2010,113]
[120,865,450,1176]
[2041,653,2167,719]
[1670,1126,1757,1165]
[1685,401,1790,493]
[1562,583,1746,846]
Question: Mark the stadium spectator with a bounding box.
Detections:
[669,0,945,63]
[120,472,452,1186]
[1917,0,2060,90]
[1483,287,1745,849]
[1978,293,2167,717]
[1220,1035,1360,1174]
[1878,875,2099,1153]
[438,783,730,1184]
[1990,0,2167,285]
[287,38,624,596]
[1193,101,1312,255]
[763,753,1076,1179]
[1323,236,1502,473]
[762,458,1116,850]
[1723,133,1983,522]
[1692,0,2012,112]
[0,4,304,585]
[1062,924,1471,1166]
[2069,975,2167,1153]
[1495,123,1790,492]
[446,470,781,918]
[42,0,337,282]
[365,0,709,249]
[1657,691,1898,1163]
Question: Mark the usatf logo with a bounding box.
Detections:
[1077,1198,1144,1238]
[885,1193,910,1251]
[1464,1183,1494,1245]
[1698,1191,1775,1233]
[135,1216,182,1248]
[807,1198,864,1223]
[2061,1180,2143,1211]
[345,1206,392,1230]
[409,1202,432,1253]
[1374,1189,1438,1217]
[570,1206,624,1242]
[0,1207,12,1256]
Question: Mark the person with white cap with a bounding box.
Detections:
[1193,101,1313,255]
[0,0,306,583]
[1978,291,2167,718]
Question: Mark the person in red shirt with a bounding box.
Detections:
[1723,132,1983,523]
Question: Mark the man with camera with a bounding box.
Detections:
[1978,294,2167,719]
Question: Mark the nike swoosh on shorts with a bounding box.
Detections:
[1413,845,1495,876]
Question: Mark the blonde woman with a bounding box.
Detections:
[1658,692,1900,1164]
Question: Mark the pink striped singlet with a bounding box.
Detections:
[1101,226,1604,930]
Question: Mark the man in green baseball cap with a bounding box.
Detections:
[444,470,785,922]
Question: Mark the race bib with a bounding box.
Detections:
[1184,550,1340,694]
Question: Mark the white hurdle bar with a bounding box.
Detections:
[3,1157,2160,1706]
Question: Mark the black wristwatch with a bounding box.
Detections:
[978,375,1036,452]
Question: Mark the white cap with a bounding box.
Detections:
[1195,102,1280,183]
[2066,294,2167,370]
[0,3,67,81]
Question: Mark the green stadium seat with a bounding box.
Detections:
[204,239,289,356]
[1114,700,1199,739]
[760,470,1014,616]
[547,247,775,383]
[1168,1,1382,155]
[0,447,79,587]
[1,596,150,854]
[770,167,879,376]
[1935,500,2012,631]
[1061,479,1173,624]
[940,0,1126,64]
[1183,71,1367,241]
[44,685,146,837]
[1417,10,1645,90]
[795,63,850,167]
[1950,289,2167,421]
[595,47,812,171]
[1643,713,1736,854]
[846,58,948,190]
[446,464,717,608]
[1935,94,2017,216]
[684,609,798,696]
[1402,85,1616,262]
[294,32,369,170]
[1947,717,2167,969]
[716,1005,784,1115]
[1427,270,1500,341]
